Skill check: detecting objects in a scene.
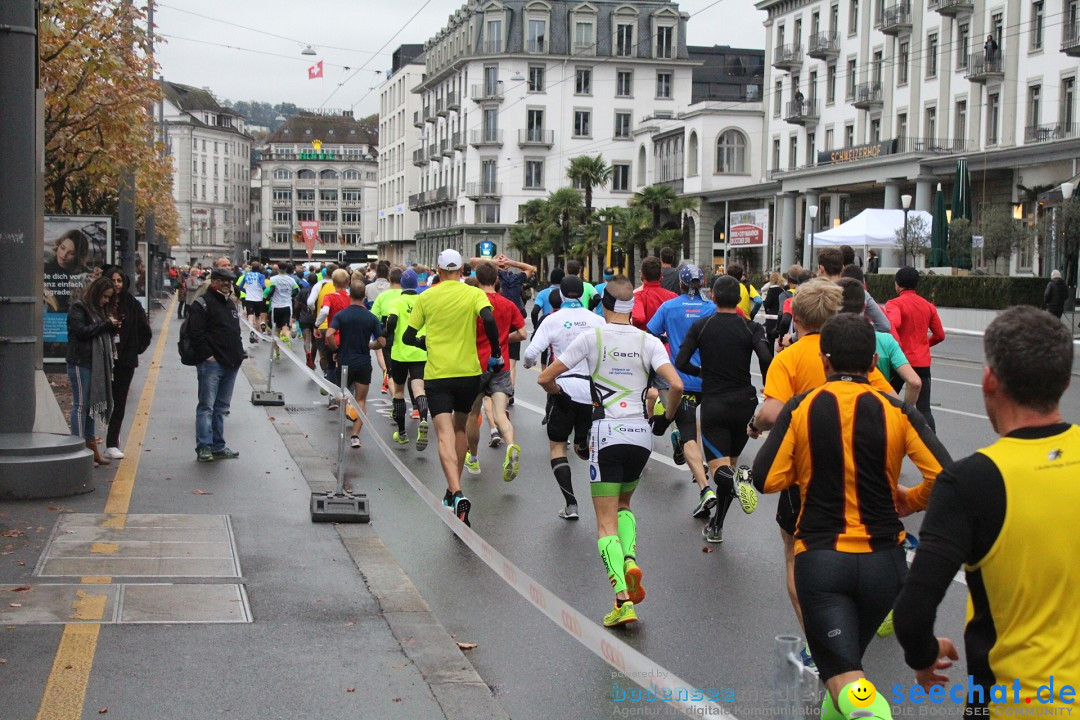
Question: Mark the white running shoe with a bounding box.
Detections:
[103,447,125,460]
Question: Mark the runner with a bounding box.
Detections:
[263,262,299,336]
[383,269,429,449]
[817,247,891,332]
[646,265,719,518]
[538,275,683,627]
[885,267,945,432]
[325,278,386,449]
[531,268,566,368]
[592,267,615,317]
[726,264,761,319]
[563,260,596,309]
[522,275,605,519]
[307,262,339,376]
[464,261,526,481]
[239,261,267,343]
[315,269,351,410]
[370,267,404,396]
[630,257,677,331]
[752,312,949,720]
[674,275,773,541]
[894,307,1078,715]
[402,250,502,527]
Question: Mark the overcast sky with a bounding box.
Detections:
[154,0,767,121]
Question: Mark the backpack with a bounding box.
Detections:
[177,296,207,366]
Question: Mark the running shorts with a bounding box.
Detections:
[589,441,651,498]
[479,369,513,397]
[426,375,481,416]
[547,393,592,446]
[794,547,906,682]
[508,340,521,361]
[673,392,700,439]
[699,393,757,462]
[244,300,266,317]
[271,306,292,330]
[344,364,373,387]
[777,489,800,535]
[391,359,425,387]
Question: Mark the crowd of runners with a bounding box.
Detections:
[187,244,1076,718]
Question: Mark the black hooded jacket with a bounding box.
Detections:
[113,274,152,368]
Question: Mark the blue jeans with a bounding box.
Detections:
[67,363,94,441]
[196,360,239,452]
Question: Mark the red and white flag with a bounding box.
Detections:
[299,221,320,259]
[307,60,324,80]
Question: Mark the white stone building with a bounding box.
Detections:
[162,82,253,265]
[409,0,696,266]
[257,113,379,266]
[377,45,426,265]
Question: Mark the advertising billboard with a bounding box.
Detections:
[728,209,769,247]
[43,215,112,362]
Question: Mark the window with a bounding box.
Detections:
[484,107,498,135]
[774,80,784,116]
[297,169,316,179]
[274,232,290,244]
[830,3,839,31]
[528,18,547,53]
[820,197,832,225]
[527,108,545,138]
[320,210,337,223]
[717,130,748,174]
[898,42,909,84]
[957,23,969,69]
[273,210,290,223]
[614,111,631,138]
[827,63,837,103]
[1062,76,1076,126]
[476,204,501,224]
[575,68,592,95]
[524,159,544,189]
[201,160,206,175]
[809,70,818,102]
[870,118,881,142]
[342,210,362,223]
[1028,84,1041,127]
[992,12,1003,45]
[926,33,938,78]
[574,21,594,51]
[846,59,857,99]
[612,163,631,191]
[297,210,314,222]
[987,93,1000,144]
[806,132,816,165]
[272,188,291,202]
[343,189,361,202]
[616,23,634,56]
[573,110,591,137]
[844,123,854,147]
[320,189,338,202]
[849,0,859,33]
[772,138,781,170]
[872,51,883,86]
[656,26,674,59]
[688,132,699,176]
[616,70,633,97]
[528,65,545,92]
[481,159,497,193]
[1031,1,1044,49]
[825,127,835,150]
[925,106,937,139]
[788,136,798,169]
[343,169,361,180]
[319,169,338,180]
[955,101,967,139]
[656,72,672,98]
[486,19,503,52]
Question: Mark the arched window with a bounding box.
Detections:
[637,145,646,186]
[273,168,293,179]
[716,130,748,174]
[297,169,316,179]
[688,131,699,176]
[320,169,339,180]
[343,169,361,180]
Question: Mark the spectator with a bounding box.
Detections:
[867,250,880,274]
[1044,269,1067,319]
[984,33,998,63]
[103,267,152,460]
[67,276,119,467]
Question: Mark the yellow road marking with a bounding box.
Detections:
[35,299,175,720]
[88,543,118,555]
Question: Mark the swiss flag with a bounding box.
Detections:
[307,60,323,80]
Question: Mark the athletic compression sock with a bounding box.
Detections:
[415,394,429,421]
[393,398,406,434]
[713,466,736,528]
[551,458,576,505]
[597,536,627,594]
[617,509,637,560]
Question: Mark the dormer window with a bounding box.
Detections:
[612,5,638,57]
[651,8,679,59]
[572,3,598,56]
[526,1,550,53]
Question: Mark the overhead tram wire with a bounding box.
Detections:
[157,33,361,70]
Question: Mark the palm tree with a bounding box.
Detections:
[632,184,678,234]
[545,187,584,267]
[510,198,550,275]
[567,155,612,223]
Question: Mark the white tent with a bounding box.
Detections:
[814,208,933,247]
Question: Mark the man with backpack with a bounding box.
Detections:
[180,267,244,463]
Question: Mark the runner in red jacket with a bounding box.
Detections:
[884,266,945,431]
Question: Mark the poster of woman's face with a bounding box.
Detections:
[43,216,112,362]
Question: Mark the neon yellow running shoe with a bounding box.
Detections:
[624,559,645,605]
[735,465,758,514]
[392,431,410,445]
[603,601,638,628]
[502,444,521,482]
[464,452,481,475]
[416,420,429,452]
[877,610,895,638]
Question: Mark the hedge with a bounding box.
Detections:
[865,274,1048,310]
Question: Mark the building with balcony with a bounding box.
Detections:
[377,45,425,265]
[161,81,253,265]
[408,0,695,266]
[257,113,378,265]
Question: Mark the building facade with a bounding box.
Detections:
[409,0,695,266]
[377,45,426,265]
[162,82,253,265]
[257,113,379,266]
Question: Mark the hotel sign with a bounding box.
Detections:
[818,139,897,166]
[299,139,335,161]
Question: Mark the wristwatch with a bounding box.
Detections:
[748,418,760,433]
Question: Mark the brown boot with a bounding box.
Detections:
[86,439,109,467]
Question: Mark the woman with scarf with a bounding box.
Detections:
[67,276,119,466]
[103,267,152,460]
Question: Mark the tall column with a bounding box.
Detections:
[693,202,721,271]
[780,193,797,270]
[883,179,901,209]
[915,177,934,212]
[804,191,820,267]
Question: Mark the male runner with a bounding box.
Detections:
[592,267,615,317]
[371,267,403,395]
[264,262,299,337]
[402,250,502,526]
[631,257,676,331]
[326,278,385,448]
[885,266,945,432]
[464,261,526,481]
[895,307,1078,714]
[315,269,351,409]
[383,269,429,449]
[646,265,718,518]
[523,275,604,519]
[675,275,773,542]
[239,261,267,343]
[753,313,949,720]
[539,276,683,627]
[817,248,891,332]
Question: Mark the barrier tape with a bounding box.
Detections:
[240,317,733,718]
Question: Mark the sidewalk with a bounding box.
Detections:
[0,301,506,719]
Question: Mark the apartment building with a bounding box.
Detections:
[257,113,379,265]
[409,0,695,266]
[377,45,426,265]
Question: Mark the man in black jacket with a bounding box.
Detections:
[187,267,244,462]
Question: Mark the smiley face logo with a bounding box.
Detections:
[847,679,877,708]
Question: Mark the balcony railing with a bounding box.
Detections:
[446,90,460,110]
[1024,123,1080,143]
[470,129,504,147]
[878,3,912,35]
[412,148,426,166]
[773,43,802,71]
[440,138,452,156]
[427,144,437,159]
[1062,23,1080,56]
[894,136,970,153]
[465,182,502,198]
[518,128,555,147]
[784,99,820,125]
[935,0,973,16]
[807,31,840,59]
[413,110,424,128]
[272,199,291,207]
[435,97,447,116]
[965,52,1004,82]
[471,82,505,102]
[572,42,596,56]
[526,38,546,53]
[452,131,464,150]
[478,40,503,54]
[852,82,884,109]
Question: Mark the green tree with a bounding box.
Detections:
[1049,198,1080,287]
[894,214,931,266]
[947,218,974,270]
[566,155,612,222]
[509,198,550,274]
[544,188,584,267]
[979,205,1031,270]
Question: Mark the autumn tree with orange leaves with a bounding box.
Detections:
[40,0,178,244]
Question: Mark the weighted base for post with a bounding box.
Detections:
[310,492,370,523]
[250,390,285,406]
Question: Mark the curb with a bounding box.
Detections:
[242,362,509,720]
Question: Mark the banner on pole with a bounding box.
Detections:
[299,221,320,259]
[728,209,769,248]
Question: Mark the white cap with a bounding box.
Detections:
[437,249,463,271]
[1051,269,1062,279]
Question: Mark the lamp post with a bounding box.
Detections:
[901,194,913,266]
[808,204,818,269]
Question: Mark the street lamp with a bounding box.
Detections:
[901,194,913,266]
[808,204,818,268]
